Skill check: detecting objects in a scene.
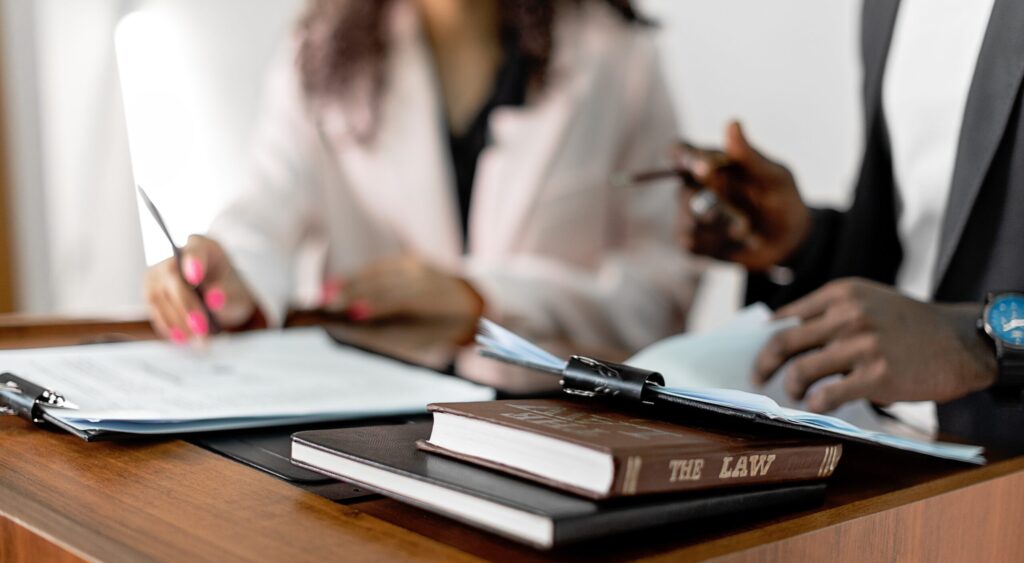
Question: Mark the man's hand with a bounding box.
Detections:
[754,278,998,412]
[322,255,484,323]
[676,121,811,271]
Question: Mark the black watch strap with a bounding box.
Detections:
[996,343,1024,389]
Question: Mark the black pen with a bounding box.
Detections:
[610,167,745,226]
[136,185,222,335]
[609,166,794,285]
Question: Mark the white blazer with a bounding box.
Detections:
[209,1,701,351]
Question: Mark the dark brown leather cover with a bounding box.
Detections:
[424,399,841,499]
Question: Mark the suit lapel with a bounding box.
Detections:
[933,0,1024,288]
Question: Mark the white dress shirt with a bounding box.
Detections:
[881,0,995,434]
[884,0,995,301]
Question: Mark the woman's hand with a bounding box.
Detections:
[144,235,258,343]
[323,255,485,323]
[675,121,811,272]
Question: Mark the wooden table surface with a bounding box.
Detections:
[2,316,1024,562]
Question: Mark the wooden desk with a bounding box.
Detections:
[2,317,1024,562]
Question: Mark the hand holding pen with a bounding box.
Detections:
[615,121,810,281]
[139,187,258,343]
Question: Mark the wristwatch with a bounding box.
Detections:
[980,292,1024,394]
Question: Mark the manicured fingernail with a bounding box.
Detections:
[347,300,372,322]
[320,279,344,306]
[187,311,209,337]
[183,257,204,286]
[169,328,187,344]
[205,288,226,311]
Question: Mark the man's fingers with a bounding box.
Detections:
[690,227,737,260]
[678,191,722,254]
[674,143,718,183]
[724,121,769,174]
[781,339,863,401]
[774,283,847,322]
[804,368,876,413]
[753,313,847,382]
[724,208,753,242]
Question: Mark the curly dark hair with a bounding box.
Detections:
[297,0,648,108]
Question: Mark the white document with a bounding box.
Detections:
[627,304,891,433]
[477,307,985,464]
[0,327,494,435]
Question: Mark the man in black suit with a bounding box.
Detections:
[677,0,1024,450]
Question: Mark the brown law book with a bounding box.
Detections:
[418,399,842,500]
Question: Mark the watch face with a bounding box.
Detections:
[986,294,1024,347]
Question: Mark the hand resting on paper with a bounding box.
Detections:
[754,278,997,413]
[320,255,485,324]
[144,235,259,343]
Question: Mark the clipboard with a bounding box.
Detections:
[0,372,104,440]
[473,317,984,464]
[480,350,986,463]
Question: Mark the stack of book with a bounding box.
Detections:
[291,399,841,549]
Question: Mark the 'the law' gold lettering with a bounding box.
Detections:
[668,458,704,482]
[719,454,776,479]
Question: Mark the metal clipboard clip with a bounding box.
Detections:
[1,372,78,425]
[560,356,665,404]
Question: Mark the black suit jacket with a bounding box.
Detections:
[747,0,1024,451]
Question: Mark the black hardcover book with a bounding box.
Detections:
[291,422,826,549]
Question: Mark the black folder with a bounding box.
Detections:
[291,421,826,550]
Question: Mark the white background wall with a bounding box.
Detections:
[1,0,303,314]
[1,0,864,329]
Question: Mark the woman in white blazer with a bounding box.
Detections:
[144,0,701,351]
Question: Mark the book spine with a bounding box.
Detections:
[612,444,842,496]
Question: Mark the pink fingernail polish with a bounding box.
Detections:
[205,288,226,311]
[187,311,209,337]
[183,257,205,286]
[347,300,372,322]
[320,284,337,306]
[170,328,187,344]
[320,279,345,306]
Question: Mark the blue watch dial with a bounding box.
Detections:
[987,294,1024,347]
